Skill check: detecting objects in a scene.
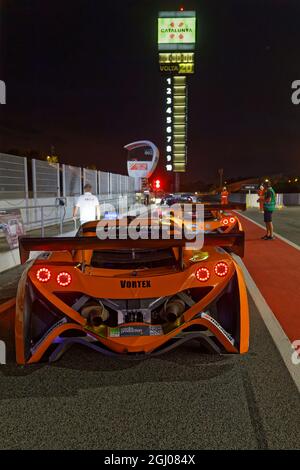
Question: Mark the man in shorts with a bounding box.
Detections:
[261,180,276,240]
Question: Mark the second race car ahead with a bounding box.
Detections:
[158,202,246,235]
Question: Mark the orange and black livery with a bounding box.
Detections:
[15,208,249,364]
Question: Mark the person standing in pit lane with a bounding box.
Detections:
[73,183,100,226]
[221,186,229,205]
[257,184,265,212]
[261,180,276,240]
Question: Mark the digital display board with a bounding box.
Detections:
[159,63,194,74]
[159,52,194,63]
[164,76,187,172]
[158,17,196,45]
[158,12,196,51]
[158,11,196,174]
[159,52,194,74]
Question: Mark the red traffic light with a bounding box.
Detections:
[154,179,161,190]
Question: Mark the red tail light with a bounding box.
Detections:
[36,268,51,283]
[196,267,210,282]
[56,272,72,287]
[229,217,236,224]
[214,262,229,277]
[222,218,229,225]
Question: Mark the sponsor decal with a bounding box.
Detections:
[120,280,151,289]
[109,325,163,337]
[109,327,120,338]
[120,326,147,336]
[149,325,163,336]
[201,311,235,345]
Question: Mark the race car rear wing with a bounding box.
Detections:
[19,231,245,265]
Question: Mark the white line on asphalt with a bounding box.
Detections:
[233,254,300,392]
[238,212,300,251]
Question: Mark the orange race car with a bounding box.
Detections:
[158,202,246,234]
[15,216,249,365]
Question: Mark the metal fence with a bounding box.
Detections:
[0,153,28,199]
[62,164,82,197]
[0,154,135,201]
[0,153,136,236]
[83,168,98,193]
[283,193,300,205]
[16,204,67,236]
[128,176,135,193]
[98,171,110,195]
[32,159,60,198]
[110,173,119,196]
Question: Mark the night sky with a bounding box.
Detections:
[0,0,300,183]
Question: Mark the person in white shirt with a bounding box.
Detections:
[73,184,100,225]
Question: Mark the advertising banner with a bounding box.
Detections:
[129,163,148,171]
[0,209,25,250]
[158,17,196,46]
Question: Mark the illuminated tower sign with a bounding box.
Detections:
[124,140,159,191]
[158,10,196,175]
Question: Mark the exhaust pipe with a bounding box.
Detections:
[161,298,185,323]
[81,302,109,327]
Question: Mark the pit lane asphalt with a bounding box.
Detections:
[242,206,300,246]
[0,206,299,449]
[0,293,299,450]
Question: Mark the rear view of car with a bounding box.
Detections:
[15,219,249,364]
